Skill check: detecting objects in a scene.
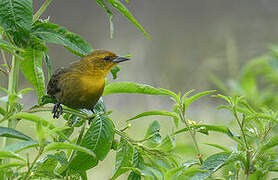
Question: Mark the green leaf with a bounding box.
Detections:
[32,21,93,56]
[13,112,55,129]
[173,124,242,144]
[34,153,67,175]
[144,120,161,147]
[191,152,230,180]
[4,140,39,153]
[103,82,172,96]
[182,167,207,177]
[0,126,32,141]
[104,0,150,40]
[0,151,25,161]
[155,135,175,152]
[0,39,24,57]
[20,47,45,103]
[184,90,216,110]
[110,66,120,79]
[259,134,278,152]
[203,143,230,152]
[111,138,134,180]
[127,148,144,180]
[0,162,25,170]
[44,142,97,159]
[127,111,179,128]
[68,114,114,171]
[96,0,114,39]
[0,0,32,45]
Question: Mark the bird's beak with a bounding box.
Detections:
[112,56,130,63]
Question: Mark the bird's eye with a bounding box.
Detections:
[104,56,110,61]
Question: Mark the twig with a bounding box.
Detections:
[33,0,54,22]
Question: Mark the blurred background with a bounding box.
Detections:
[1,0,278,179]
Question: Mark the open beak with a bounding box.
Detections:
[112,56,130,63]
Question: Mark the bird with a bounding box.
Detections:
[47,49,130,119]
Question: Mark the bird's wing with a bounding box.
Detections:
[47,67,67,97]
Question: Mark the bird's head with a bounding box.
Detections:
[82,49,130,73]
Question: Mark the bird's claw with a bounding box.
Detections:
[52,103,63,119]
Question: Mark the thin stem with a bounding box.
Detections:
[1,50,10,72]
[33,0,54,22]
[179,108,203,164]
[0,33,10,72]
[3,55,19,151]
[23,146,44,180]
[232,107,250,177]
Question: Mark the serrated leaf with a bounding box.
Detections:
[127,111,179,128]
[0,126,32,141]
[103,82,172,96]
[35,154,58,174]
[0,151,25,161]
[68,114,114,172]
[259,134,278,152]
[20,47,45,103]
[144,120,161,147]
[111,138,134,180]
[184,90,216,110]
[44,142,96,159]
[190,152,230,180]
[32,21,93,56]
[155,135,175,152]
[104,0,150,40]
[0,0,32,45]
[4,140,39,153]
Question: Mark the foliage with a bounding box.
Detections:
[0,0,277,180]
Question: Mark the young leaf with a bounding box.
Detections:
[184,90,216,110]
[44,142,97,159]
[203,143,230,152]
[259,134,278,152]
[155,135,175,152]
[103,82,172,96]
[104,0,150,40]
[0,151,25,161]
[0,126,32,141]
[32,21,93,56]
[127,111,179,127]
[68,114,114,172]
[20,47,45,103]
[0,0,32,45]
[4,140,39,153]
[111,138,134,180]
[144,120,161,147]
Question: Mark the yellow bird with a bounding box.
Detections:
[47,49,130,118]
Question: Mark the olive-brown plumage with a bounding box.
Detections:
[47,49,130,118]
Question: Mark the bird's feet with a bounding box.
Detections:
[52,103,63,119]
